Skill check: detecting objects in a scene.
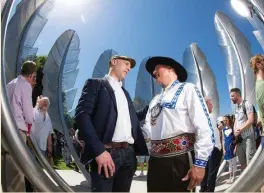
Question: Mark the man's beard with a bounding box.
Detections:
[232,99,237,104]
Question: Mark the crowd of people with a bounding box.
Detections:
[3,52,264,192]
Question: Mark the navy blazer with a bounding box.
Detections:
[75,78,149,163]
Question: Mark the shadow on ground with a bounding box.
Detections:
[70,180,91,192]
[133,174,147,181]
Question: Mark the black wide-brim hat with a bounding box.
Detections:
[145,56,188,82]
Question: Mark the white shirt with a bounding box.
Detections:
[30,108,53,151]
[211,116,221,150]
[105,75,134,144]
[143,80,214,168]
[234,100,254,139]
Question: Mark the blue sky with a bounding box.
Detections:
[11,0,264,115]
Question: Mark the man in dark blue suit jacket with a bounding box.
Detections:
[75,55,149,192]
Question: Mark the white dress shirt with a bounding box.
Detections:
[31,108,54,151]
[143,80,215,168]
[105,75,134,144]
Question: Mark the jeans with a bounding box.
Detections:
[89,146,137,192]
[200,147,222,192]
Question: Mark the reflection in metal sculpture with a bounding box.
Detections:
[92,49,126,86]
[134,57,161,110]
[42,29,91,188]
[183,43,220,122]
[30,137,73,192]
[17,0,54,69]
[1,0,61,191]
[4,0,53,84]
[250,0,264,22]
[42,29,79,132]
[247,0,264,51]
[215,11,256,107]
[225,146,264,192]
[92,49,118,78]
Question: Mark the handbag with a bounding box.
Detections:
[236,134,243,144]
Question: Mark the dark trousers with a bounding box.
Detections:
[89,147,137,192]
[147,151,194,192]
[200,147,222,192]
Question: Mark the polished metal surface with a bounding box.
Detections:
[215,11,256,106]
[42,29,79,133]
[225,145,264,192]
[251,0,264,23]
[30,137,74,192]
[134,57,161,110]
[1,0,61,191]
[4,0,49,84]
[183,43,220,122]
[247,0,264,51]
[92,49,125,86]
[42,29,91,188]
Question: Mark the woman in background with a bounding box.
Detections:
[222,114,237,184]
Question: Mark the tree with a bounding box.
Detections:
[30,55,47,106]
[62,91,75,129]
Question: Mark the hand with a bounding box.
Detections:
[79,140,85,148]
[37,95,43,103]
[182,166,205,190]
[235,129,241,137]
[218,123,224,130]
[95,151,115,178]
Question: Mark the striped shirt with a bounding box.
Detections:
[234,101,254,139]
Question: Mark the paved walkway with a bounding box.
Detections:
[48,167,240,192]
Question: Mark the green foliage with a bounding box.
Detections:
[22,55,47,69]
[35,55,47,69]
[62,91,75,129]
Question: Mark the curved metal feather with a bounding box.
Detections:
[183,43,220,122]
[134,57,161,110]
[214,11,256,106]
[91,49,126,86]
[248,0,264,51]
[42,29,91,188]
[4,0,46,84]
[251,0,264,22]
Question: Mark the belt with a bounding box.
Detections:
[150,133,195,158]
[104,142,130,149]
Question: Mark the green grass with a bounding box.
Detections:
[53,157,76,170]
[137,162,148,171]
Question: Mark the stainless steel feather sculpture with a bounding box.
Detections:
[183,43,220,122]
[4,0,53,84]
[92,49,126,86]
[214,11,256,106]
[134,57,161,111]
[247,0,264,51]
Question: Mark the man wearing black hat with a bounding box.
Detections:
[143,56,215,192]
[75,55,149,192]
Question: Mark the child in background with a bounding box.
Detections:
[222,114,237,184]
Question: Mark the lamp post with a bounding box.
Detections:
[231,0,264,23]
